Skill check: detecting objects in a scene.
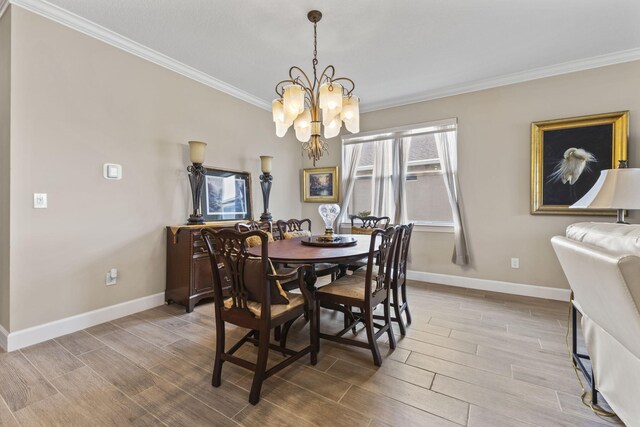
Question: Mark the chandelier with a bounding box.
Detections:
[272,10,360,165]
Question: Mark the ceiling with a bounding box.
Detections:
[15,0,640,111]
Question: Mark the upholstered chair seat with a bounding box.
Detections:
[224,293,305,319]
[316,274,371,300]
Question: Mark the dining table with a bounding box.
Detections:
[247,234,375,290]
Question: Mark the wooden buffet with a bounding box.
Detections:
[165,224,233,312]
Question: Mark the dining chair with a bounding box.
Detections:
[314,226,399,366]
[347,215,391,272]
[201,228,317,405]
[275,218,312,239]
[235,220,300,341]
[369,223,414,336]
[276,218,340,281]
[350,215,391,234]
[235,220,274,236]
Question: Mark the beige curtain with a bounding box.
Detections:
[435,131,470,265]
[339,143,363,226]
[371,139,394,218]
[392,138,410,225]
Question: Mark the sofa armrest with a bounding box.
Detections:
[551,235,640,357]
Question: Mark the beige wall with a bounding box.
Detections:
[303,60,640,289]
[8,8,301,331]
[0,7,10,331]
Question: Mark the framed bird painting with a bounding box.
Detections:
[531,111,628,215]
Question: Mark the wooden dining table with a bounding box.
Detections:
[247,234,375,289]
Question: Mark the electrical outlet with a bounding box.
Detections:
[511,257,520,269]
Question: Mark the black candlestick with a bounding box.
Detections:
[187,163,206,224]
[260,172,273,222]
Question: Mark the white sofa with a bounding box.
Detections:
[551,222,640,427]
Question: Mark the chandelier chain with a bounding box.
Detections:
[312,21,318,86]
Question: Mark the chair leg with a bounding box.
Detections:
[401,280,412,325]
[279,319,296,354]
[392,284,406,336]
[314,299,321,356]
[212,320,225,387]
[249,329,270,405]
[364,308,382,366]
[274,325,281,342]
[343,305,350,331]
[310,303,318,366]
[384,298,396,350]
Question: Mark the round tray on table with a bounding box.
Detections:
[300,235,358,247]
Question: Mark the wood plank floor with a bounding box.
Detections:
[0,281,626,426]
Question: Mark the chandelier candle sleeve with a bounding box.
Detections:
[272,10,360,166]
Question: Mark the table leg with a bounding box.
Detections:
[338,264,348,278]
[303,265,320,351]
[304,264,319,292]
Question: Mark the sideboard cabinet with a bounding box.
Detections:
[165,225,232,312]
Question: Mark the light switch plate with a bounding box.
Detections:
[34,193,48,209]
[103,163,122,180]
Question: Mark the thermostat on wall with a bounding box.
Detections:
[103,163,122,180]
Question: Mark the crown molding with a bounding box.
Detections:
[361,47,640,113]
[0,0,10,18]
[8,0,640,114]
[9,0,271,110]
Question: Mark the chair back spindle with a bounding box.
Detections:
[364,226,399,301]
[351,215,391,235]
[201,228,271,320]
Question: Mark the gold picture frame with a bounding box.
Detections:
[531,111,628,215]
[303,167,339,203]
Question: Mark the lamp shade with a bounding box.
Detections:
[188,141,207,164]
[323,115,341,139]
[319,82,343,125]
[570,168,640,209]
[260,155,273,174]
[283,84,305,121]
[341,96,360,133]
[294,108,312,142]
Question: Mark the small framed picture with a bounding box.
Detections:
[303,166,339,203]
[201,167,253,221]
[531,111,628,215]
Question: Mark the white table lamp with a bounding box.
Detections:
[570,167,640,223]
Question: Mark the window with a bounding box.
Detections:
[342,119,457,227]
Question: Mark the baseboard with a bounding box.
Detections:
[5,292,165,351]
[0,324,8,352]
[407,270,571,302]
